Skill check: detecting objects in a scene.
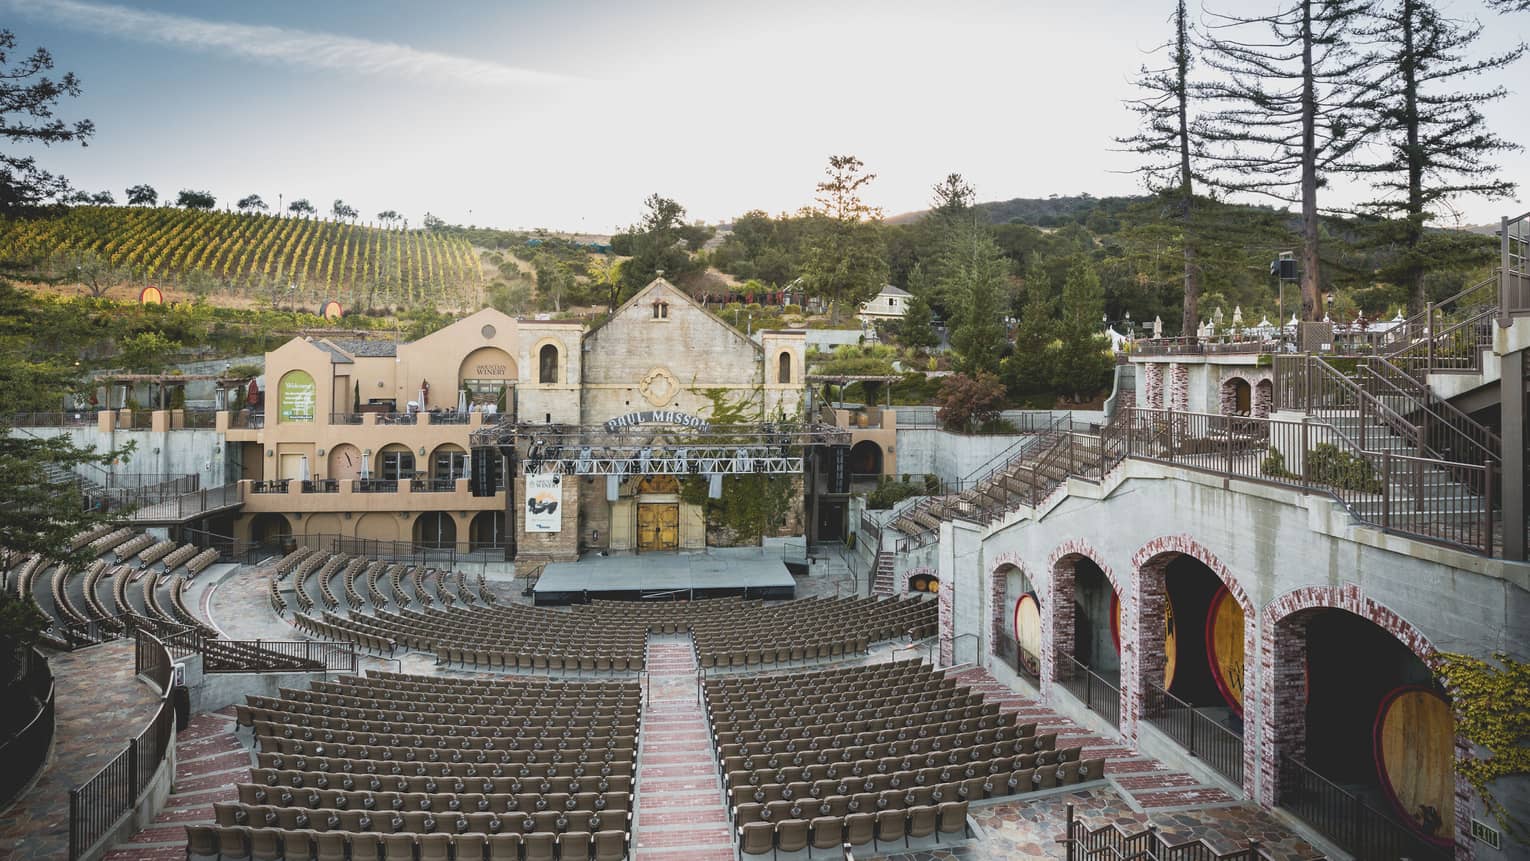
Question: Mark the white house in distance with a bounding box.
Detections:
[857,285,911,323]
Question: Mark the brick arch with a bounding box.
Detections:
[1256,583,1468,857]
[988,553,1035,658]
[1131,534,1257,796]
[1045,539,1128,729]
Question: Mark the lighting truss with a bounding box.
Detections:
[470,421,851,476]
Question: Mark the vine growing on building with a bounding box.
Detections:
[1434,652,1529,842]
[683,386,799,544]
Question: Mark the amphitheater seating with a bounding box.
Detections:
[705,660,1105,835]
[267,552,937,674]
[192,671,638,857]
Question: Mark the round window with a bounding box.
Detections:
[481,324,497,339]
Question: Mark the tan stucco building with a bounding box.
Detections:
[224,279,805,560]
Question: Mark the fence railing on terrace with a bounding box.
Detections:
[0,648,55,809]
[1056,654,1120,729]
[69,629,175,861]
[1141,682,1244,789]
[1278,755,1450,861]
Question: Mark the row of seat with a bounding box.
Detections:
[252,770,633,797]
[717,727,1052,772]
[185,824,626,861]
[216,802,631,836]
[727,753,1100,815]
[736,802,970,858]
[235,785,630,816]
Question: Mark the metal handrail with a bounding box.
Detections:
[1358,358,1500,461]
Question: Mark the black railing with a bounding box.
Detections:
[180,409,218,429]
[1057,654,1121,729]
[995,632,1042,682]
[1142,682,1244,788]
[411,478,459,492]
[1062,802,1316,861]
[201,638,356,674]
[1278,756,1450,861]
[251,479,290,494]
[0,648,56,808]
[70,630,176,861]
[353,479,399,493]
[302,479,340,493]
[328,412,364,425]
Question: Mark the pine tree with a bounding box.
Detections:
[1053,259,1112,401]
[1198,0,1380,320]
[1117,0,1205,336]
[896,288,938,351]
[1003,257,1058,398]
[1354,0,1523,312]
[941,220,1011,376]
[799,155,888,323]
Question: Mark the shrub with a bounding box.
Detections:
[866,479,924,510]
[1261,447,1296,479]
[1305,443,1383,492]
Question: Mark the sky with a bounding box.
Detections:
[5,0,1529,234]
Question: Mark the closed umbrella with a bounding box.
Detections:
[246,379,260,406]
[299,456,310,482]
[457,389,468,413]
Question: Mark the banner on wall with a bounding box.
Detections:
[277,371,316,423]
[525,473,562,533]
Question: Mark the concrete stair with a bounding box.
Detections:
[871,551,897,597]
[103,707,246,861]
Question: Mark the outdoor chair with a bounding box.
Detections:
[936,800,969,840]
[873,808,906,850]
[184,825,219,861]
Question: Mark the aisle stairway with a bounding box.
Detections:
[634,637,734,861]
[871,551,896,597]
[102,708,244,861]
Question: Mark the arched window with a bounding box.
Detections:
[777,352,792,384]
[538,344,559,385]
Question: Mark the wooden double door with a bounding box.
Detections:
[637,502,679,551]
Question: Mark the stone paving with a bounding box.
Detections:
[0,640,162,861]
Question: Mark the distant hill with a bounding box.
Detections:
[0,205,483,309]
[887,194,1148,227]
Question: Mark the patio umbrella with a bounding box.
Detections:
[360,451,370,479]
[300,456,310,482]
[458,389,468,413]
[420,379,430,408]
[246,379,260,406]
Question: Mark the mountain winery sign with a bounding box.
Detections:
[603,410,711,433]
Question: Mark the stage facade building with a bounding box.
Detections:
[226,279,806,561]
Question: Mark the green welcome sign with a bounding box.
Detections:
[278,370,316,423]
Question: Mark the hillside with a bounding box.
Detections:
[887,194,1147,227]
[0,206,483,309]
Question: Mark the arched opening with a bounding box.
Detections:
[413,512,457,550]
[847,440,883,477]
[538,343,560,385]
[328,443,362,481]
[354,512,397,543]
[429,443,467,487]
[1221,376,1252,416]
[1254,379,1273,418]
[377,443,415,482]
[249,513,292,549]
[777,351,792,384]
[1270,603,1454,850]
[1135,545,1252,791]
[458,347,516,406]
[993,562,1041,680]
[906,570,939,593]
[1051,551,1124,729]
[469,511,506,551]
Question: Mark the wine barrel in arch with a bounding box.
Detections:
[1012,593,1041,676]
[1374,686,1455,845]
[1205,585,1245,715]
[1110,593,1177,687]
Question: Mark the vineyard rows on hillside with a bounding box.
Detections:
[0,206,484,308]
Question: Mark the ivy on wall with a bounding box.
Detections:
[1435,652,1529,843]
[684,385,799,544]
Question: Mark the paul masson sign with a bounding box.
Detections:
[524,472,562,533]
[603,411,711,433]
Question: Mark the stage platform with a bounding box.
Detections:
[532,548,796,606]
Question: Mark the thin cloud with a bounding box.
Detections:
[12,0,579,88]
